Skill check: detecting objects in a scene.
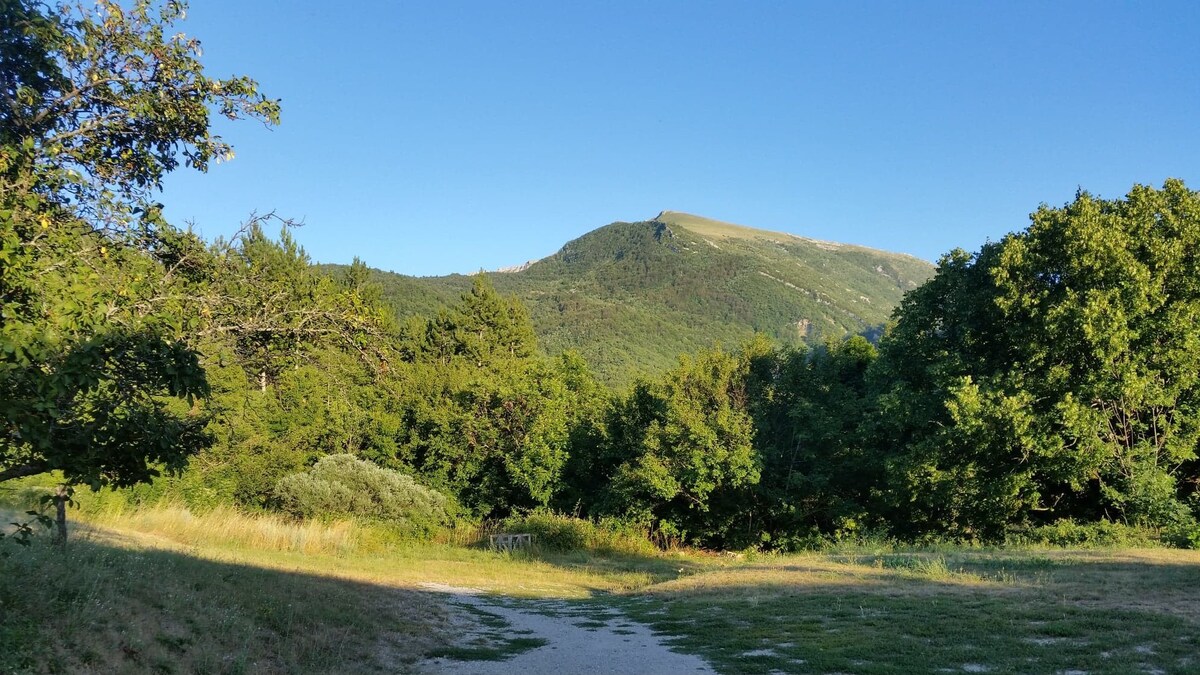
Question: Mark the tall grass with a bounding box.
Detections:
[39,501,687,596]
[500,511,660,556]
[6,477,439,556]
[84,502,370,555]
[8,492,1196,675]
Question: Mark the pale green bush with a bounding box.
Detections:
[273,455,454,537]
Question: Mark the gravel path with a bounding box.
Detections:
[420,584,716,675]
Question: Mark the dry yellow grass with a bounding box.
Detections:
[655,210,796,241]
[68,504,684,597]
[84,503,363,555]
[0,504,691,673]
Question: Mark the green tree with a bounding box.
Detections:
[205,221,396,391]
[136,233,403,511]
[415,274,536,367]
[600,346,760,546]
[552,350,614,513]
[866,245,1017,537]
[747,336,881,547]
[873,180,1200,538]
[0,0,278,537]
[1,0,279,230]
[391,280,572,517]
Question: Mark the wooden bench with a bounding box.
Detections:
[489,533,533,551]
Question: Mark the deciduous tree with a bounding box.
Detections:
[873,180,1200,537]
[0,0,278,538]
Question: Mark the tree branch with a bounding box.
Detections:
[0,461,51,483]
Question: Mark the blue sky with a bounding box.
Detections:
[160,1,1200,276]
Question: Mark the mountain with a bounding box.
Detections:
[359,212,935,385]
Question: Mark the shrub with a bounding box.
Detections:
[1012,519,1162,548]
[506,511,588,551]
[500,510,656,555]
[273,455,454,537]
[1164,519,1200,550]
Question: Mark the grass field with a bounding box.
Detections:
[2,504,1198,674]
[613,549,1200,674]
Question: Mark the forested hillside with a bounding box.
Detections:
[350,212,934,385]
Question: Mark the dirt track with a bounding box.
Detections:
[420,584,715,675]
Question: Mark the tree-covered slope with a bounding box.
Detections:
[357,212,934,384]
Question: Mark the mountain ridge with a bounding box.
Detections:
[347,213,935,384]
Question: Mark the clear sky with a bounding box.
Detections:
[160,1,1200,276]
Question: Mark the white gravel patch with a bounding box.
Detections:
[420,584,716,675]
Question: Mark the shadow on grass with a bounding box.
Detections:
[431,543,1200,674]
[6,507,1197,675]
[531,546,714,586]
[607,553,1200,675]
[0,533,455,674]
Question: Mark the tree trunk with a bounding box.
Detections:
[53,485,68,544]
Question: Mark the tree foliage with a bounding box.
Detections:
[390,276,574,518]
[2,0,279,230]
[581,345,760,546]
[746,336,881,545]
[1,0,277,490]
[873,180,1200,537]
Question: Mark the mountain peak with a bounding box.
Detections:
[652,210,805,243]
[361,213,935,384]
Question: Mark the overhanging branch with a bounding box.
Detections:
[0,461,51,483]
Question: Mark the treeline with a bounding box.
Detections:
[102,180,1200,548]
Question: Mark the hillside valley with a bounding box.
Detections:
[352,211,935,384]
